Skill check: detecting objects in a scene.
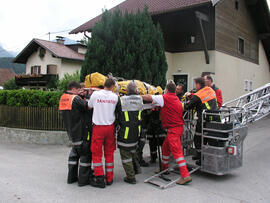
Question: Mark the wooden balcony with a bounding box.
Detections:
[15,74,58,87]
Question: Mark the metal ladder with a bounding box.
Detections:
[144,164,200,190]
[223,83,270,122]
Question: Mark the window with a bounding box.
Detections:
[250,42,256,60]
[249,80,253,92]
[238,38,245,55]
[31,66,41,74]
[235,0,239,10]
[244,80,249,92]
[47,65,57,75]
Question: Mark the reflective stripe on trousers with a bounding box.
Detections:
[68,161,77,165]
[175,157,186,167]
[118,141,138,147]
[161,155,170,165]
[122,158,132,164]
[72,141,83,146]
[79,162,91,167]
[105,162,114,173]
[93,163,103,167]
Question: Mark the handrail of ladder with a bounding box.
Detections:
[224,83,270,107]
[242,93,270,122]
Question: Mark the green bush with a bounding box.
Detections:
[3,78,20,90]
[0,90,62,107]
[57,71,80,92]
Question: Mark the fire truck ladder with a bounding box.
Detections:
[223,83,270,123]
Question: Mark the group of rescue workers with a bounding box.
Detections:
[59,74,223,189]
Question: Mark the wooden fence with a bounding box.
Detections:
[0,105,65,131]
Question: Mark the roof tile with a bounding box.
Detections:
[34,39,84,61]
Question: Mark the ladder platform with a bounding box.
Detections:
[144,164,200,190]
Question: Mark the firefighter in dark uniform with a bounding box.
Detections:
[79,88,94,176]
[115,81,144,184]
[59,81,92,187]
[184,77,218,165]
[146,108,166,164]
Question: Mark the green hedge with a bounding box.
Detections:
[0,90,62,107]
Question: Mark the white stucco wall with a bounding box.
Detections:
[165,50,216,91]
[215,41,270,102]
[165,41,270,103]
[58,59,82,79]
[26,48,62,75]
[25,47,83,80]
[78,47,87,55]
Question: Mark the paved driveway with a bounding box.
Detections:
[0,116,270,203]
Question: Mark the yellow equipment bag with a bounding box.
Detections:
[84,72,107,88]
[84,72,163,95]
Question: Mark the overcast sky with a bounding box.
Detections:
[0,0,125,53]
[0,0,269,54]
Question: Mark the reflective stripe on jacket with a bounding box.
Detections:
[116,95,143,150]
[195,86,217,111]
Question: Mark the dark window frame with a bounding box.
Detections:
[238,37,245,55]
[235,0,239,10]
[31,65,41,74]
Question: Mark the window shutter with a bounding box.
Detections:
[38,66,41,74]
[31,66,34,74]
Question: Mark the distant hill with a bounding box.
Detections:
[0,45,16,57]
[0,57,25,74]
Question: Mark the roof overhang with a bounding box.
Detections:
[246,0,270,64]
[13,39,84,64]
[70,0,212,34]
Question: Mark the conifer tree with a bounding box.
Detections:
[81,7,168,87]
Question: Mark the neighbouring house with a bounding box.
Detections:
[70,0,270,102]
[14,37,86,89]
[0,68,15,89]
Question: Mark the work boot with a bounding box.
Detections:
[195,160,201,166]
[192,155,200,160]
[192,152,201,160]
[78,181,90,187]
[67,177,77,184]
[90,176,106,189]
[176,176,192,185]
[140,159,149,167]
[124,177,136,184]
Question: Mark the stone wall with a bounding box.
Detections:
[0,127,69,145]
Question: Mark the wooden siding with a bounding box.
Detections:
[152,5,215,53]
[215,0,259,64]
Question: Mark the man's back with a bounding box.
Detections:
[88,89,118,125]
[59,93,88,142]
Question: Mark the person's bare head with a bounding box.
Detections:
[194,77,205,91]
[176,83,184,95]
[104,78,116,91]
[165,81,176,94]
[127,81,139,95]
[67,81,81,95]
[204,75,213,87]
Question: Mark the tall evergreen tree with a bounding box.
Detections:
[81,7,168,87]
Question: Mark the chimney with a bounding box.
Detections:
[56,36,65,45]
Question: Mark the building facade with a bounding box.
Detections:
[14,38,86,89]
[71,0,270,102]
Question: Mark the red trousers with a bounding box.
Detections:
[91,124,116,182]
[161,126,190,178]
